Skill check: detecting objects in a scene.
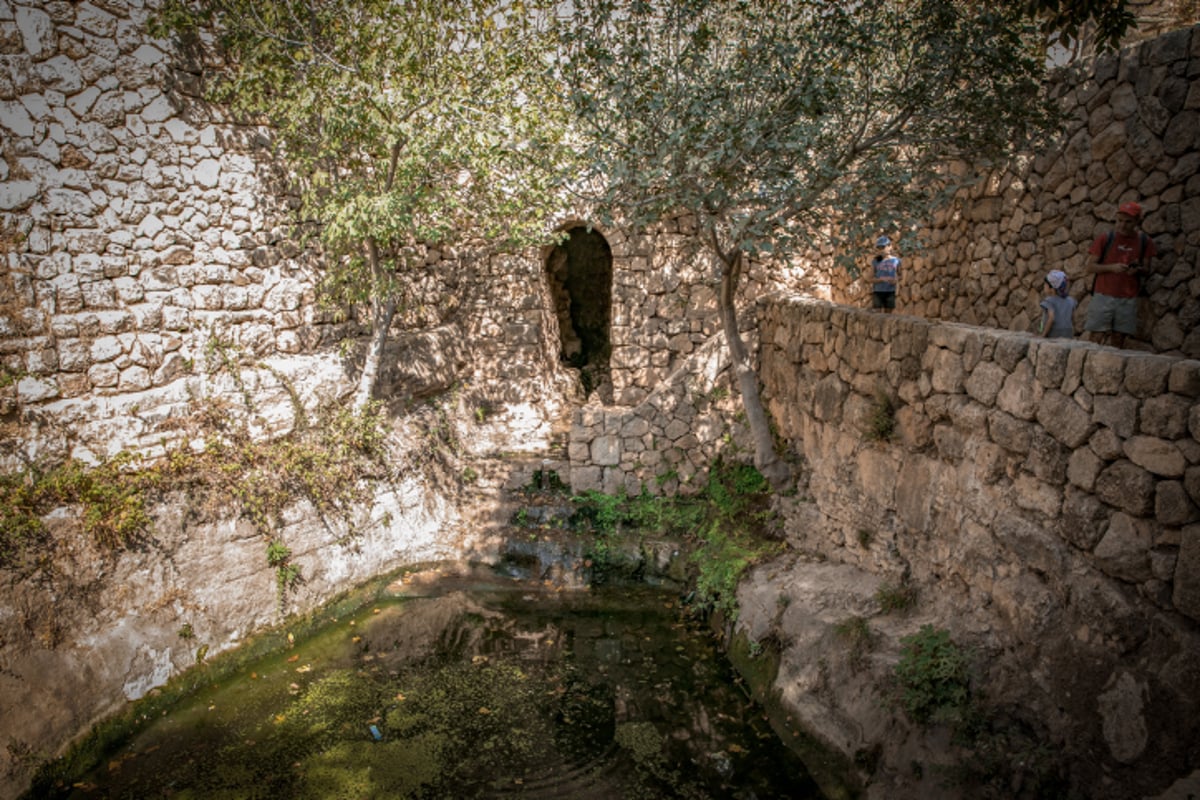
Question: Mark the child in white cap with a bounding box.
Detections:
[1040,270,1077,339]
[867,236,900,313]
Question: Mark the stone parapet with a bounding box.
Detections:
[760,295,1200,622]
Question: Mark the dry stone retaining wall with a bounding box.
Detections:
[566,219,795,496]
[758,294,1200,797]
[760,295,1200,623]
[827,24,1200,355]
[0,0,572,467]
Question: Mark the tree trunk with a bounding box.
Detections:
[352,296,398,411]
[352,237,397,412]
[717,250,790,489]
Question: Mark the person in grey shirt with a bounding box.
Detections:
[1040,270,1077,339]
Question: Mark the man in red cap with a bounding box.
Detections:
[1083,201,1156,348]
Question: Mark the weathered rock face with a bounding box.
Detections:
[824,24,1200,357]
[750,296,1200,799]
[0,418,565,800]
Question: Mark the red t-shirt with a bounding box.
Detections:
[1089,231,1156,299]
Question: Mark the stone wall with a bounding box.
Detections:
[565,218,803,495]
[0,0,575,468]
[827,24,1200,355]
[757,295,1200,797]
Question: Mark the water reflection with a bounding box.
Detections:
[56,570,827,799]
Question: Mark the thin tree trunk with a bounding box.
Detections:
[352,238,397,411]
[717,249,789,489]
[352,296,398,411]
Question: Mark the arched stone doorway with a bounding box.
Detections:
[545,226,612,397]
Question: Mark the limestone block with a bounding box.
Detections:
[929,349,965,394]
[988,409,1033,454]
[1098,671,1149,764]
[1124,435,1186,477]
[895,405,932,450]
[87,362,118,387]
[1174,524,1200,622]
[1061,486,1110,550]
[1157,480,1200,526]
[1123,355,1173,396]
[1140,393,1192,439]
[1095,460,1156,517]
[118,365,151,392]
[1187,466,1200,507]
[1092,394,1138,438]
[1082,348,1126,394]
[996,361,1040,420]
[1032,342,1071,389]
[590,434,620,467]
[964,360,1006,405]
[1094,512,1154,582]
[894,455,936,534]
[14,6,54,60]
[89,335,122,363]
[1013,471,1063,518]
[1036,390,1094,448]
[1026,430,1069,484]
[1068,447,1105,492]
[1062,346,1088,395]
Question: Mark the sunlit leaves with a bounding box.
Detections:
[559,0,1055,261]
[157,0,577,306]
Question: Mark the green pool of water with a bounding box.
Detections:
[43,569,833,799]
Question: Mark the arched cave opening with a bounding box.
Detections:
[546,226,612,397]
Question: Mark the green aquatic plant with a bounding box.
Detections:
[893,624,972,725]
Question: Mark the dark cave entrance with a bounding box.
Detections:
[546,226,612,397]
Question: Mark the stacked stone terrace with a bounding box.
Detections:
[760,296,1200,625]
[0,0,568,466]
[829,24,1199,355]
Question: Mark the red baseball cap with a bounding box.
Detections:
[1118,201,1142,218]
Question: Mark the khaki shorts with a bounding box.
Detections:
[1084,294,1137,336]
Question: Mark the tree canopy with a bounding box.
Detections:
[155,0,577,407]
[558,0,1057,481]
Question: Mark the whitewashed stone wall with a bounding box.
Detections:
[0,0,573,468]
[828,25,1200,355]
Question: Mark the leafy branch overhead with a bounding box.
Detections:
[153,0,579,407]
[556,0,1060,484]
[559,0,1056,262]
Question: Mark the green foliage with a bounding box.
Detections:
[0,402,386,587]
[153,0,580,405]
[570,460,780,618]
[0,453,154,569]
[876,580,919,613]
[559,0,1056,267]
[267,539,301,611]
[865,391,897,442]
[893,624,972,726]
